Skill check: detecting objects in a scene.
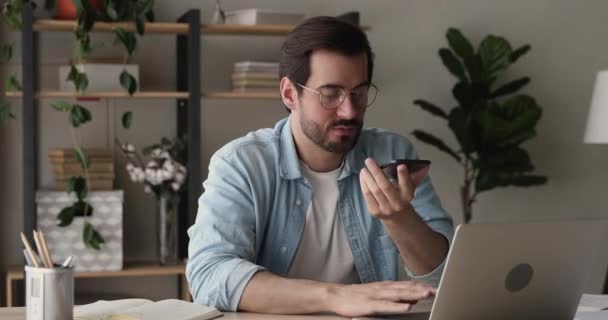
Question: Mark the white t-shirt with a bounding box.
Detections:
[287,162,360,284]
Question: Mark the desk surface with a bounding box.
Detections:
[0,307,431,320]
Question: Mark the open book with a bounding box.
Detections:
[74,299,223,320]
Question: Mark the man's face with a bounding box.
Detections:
[295,49,369,154]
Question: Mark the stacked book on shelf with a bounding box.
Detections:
[232,61,280,93]
[49,148,114,191]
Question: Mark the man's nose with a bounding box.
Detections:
[336,94,361,118]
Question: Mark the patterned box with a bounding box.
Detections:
[36,190,123,271]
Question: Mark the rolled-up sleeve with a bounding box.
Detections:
[404,174,454,285]
[186,154,265,311]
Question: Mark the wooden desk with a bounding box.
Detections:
[0,308,376,319]
[4,262,190,307]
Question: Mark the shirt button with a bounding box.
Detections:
[295,199,301,206]
[280,246,287,254]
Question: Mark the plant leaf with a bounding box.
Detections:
[0,102,15,121]
[106,6,118,20]
[51,101,73,112]
[113,28,137,56]
[73,200,93,217]
[448,108,474,153]
[446,28,474,61]
[83,222,105,250]
[122,111,133,129]
[439,48,467,81]
[135,16,145,35]
[6,76,22,91]
[478,35,512,78]
[67,65,89,92]
[70,104,92,127]
[411,130,462,162]
[67,175,87,199]
[120,70,138,95]
[57,207,74,227]
[75,148,91,170]
[510,174,547,186]
[413,99,448,120]
[45,0,56,10]
[2,44,12,61]
[509,44,531,63]
[490,77,530,99]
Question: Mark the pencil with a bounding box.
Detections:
[38,230,54,267]
[20,232,41,268]
[33,230,52,268]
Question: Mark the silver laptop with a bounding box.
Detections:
[422,220,606,320]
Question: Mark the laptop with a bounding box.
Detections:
[415,220,606,320]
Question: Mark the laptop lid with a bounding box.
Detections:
[428,220,606,320]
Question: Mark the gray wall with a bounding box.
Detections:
[2,0,608,305]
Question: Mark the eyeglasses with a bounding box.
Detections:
[296,82,378,110]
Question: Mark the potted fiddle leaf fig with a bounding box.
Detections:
[412,28,548,223]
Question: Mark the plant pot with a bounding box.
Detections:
[56,0,104,20]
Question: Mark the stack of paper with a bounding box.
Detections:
[49,148,114,190]
[232,61,279,93]
[575,294,608,320]
[74,299,222,320]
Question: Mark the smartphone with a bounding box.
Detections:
[380,159,431,180]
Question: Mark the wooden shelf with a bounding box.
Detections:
[204,91,280,100]
[6,91,189,99]
[7,261,185,280]
[202,24,295,36]
[6,261,190,306]
[34,19,189,34]
[33,19,369,36]
[6,91,280,100]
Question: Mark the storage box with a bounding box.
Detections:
[59,64,139,92]
[225,9,304,25]
[36,190,124,271]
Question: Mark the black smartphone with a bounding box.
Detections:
[380,159,431,180]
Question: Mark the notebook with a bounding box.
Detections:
[73,299,223,320]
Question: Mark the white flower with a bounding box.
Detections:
[144,185,152,193]
[171,182,181,191]
[175,172,185,183]
[126,143,135,153]
[126,163,135,171]
[151,148,162,158]
[160,151,170,159]
[129,172,137,182]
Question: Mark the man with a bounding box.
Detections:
[187,16,453,317]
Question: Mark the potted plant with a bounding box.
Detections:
[116,132,188,265]
[412,28,547,223]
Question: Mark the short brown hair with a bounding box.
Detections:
[279,16,375,94]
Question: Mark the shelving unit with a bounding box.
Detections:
[16,5,203,301]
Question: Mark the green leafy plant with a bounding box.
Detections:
[51,101,106,249]
[412,28,547,223]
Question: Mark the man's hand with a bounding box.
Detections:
[359,158,429,220]
[326,280,436,317]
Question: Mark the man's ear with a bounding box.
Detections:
[280,77,298,112]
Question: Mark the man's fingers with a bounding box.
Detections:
[369,300,412,315]
[360,169,380,213]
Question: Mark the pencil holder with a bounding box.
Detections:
[25,265,74,320]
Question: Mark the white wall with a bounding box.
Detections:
[2,0,608,305]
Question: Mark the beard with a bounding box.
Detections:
[300,117,363,153]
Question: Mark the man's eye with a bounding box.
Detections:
[320,88,342,98]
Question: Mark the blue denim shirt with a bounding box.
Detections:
[187,116,454,311]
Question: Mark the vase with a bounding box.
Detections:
[157,193,179,265]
